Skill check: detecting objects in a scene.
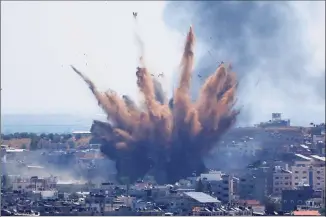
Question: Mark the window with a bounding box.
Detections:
[295,171,299,173]
[295,176,299,179]
[303,177,307,179]
[298,200,302,204]
[285,182,289,185]
[283,200,287,203]
[303,171,307,174]
[275,182,279,185]
[317,171,321,174]
[317,177,321,180]
[295,183,299,185]
[285,177,289,180]
[275,188,279,191]
[291,200,294,203]
[275,177,279,179]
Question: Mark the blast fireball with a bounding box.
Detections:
[72,26,239,184]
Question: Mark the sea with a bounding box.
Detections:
[1,114,106,134]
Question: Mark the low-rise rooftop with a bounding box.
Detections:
[295,154,312,161]
[184,192,220,204]
[310,155,325,162]
[292,210,321,216]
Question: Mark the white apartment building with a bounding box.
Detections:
[291,154,325,191]
[272,166,292,195]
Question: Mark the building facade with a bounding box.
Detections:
[273,166,292,195]
[291,154,325,191]
[200,171,234,204]
[12,176,58,192]
[281,185,315,213]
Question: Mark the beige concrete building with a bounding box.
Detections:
[310,155,325,191]
[272,166,292,195]
[291,154,325,191]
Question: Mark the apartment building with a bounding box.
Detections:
[281,185,314,212]
[291,154,325,190]
[310,155,325,190]
[12,176,58,192]
[238,167,269,202]
[272,166,292,195]
[200,171,234,204]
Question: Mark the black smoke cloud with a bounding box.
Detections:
[163,1,325,126]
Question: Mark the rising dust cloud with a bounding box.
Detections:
[71,26,239,184]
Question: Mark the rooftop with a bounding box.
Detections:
[27,165,44,169]
[280,169,292,174]
[292,210,321,216]
[310,155,326,162]
[300,144,309,149]
[6,148,26,153]
[72,131,91,134]
[184,192,220,203]
[238,200,261,206]
[295,154,312,161]
[200,171,222,181]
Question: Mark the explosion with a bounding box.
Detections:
[71,26,239,184]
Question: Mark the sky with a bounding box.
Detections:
[1,1,325,126]
[1,1,188,115]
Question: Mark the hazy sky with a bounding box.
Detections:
[1,1,325,126]
[1,1,188,115]
[164,1,325,126]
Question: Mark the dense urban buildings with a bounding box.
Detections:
[1,114,325,216]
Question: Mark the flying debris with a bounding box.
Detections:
[133,12,138,19]
[197,74,202,78]
[72,26,240,184]
[158,72,164,78]
[255,78,260,87]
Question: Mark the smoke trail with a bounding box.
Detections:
[153,78,166,104]
[122,95,137,111]
[173,26,202,139]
